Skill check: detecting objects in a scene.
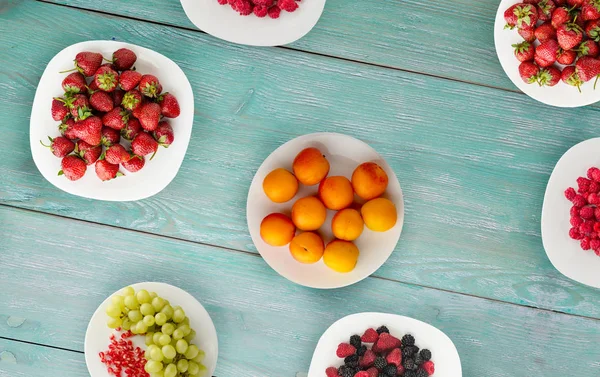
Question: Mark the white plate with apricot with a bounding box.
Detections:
[246,132,405,289]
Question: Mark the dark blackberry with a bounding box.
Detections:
[404,371,417,377]
[357,345,367,356]
[383,364,397,376]
[344,354,359,368]
[373,356,387,370]
[402,347,415,358]
[350,334,362,349]
[419,349,432,361]
[414,354,423,365]
[338,366,354,377]
[401,334,415,347]
[403,358,415,371]
[412,346,419,354]
[415,369,429,377]
[376,325,390,334]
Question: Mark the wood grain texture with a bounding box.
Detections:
[2,1,600,320]
[1,206,600,376]
[0,339,87,377]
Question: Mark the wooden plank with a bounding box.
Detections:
[2,1,600,320]
[0,339,87,377]
[1,206,600,376]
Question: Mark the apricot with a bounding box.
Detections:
[331,208,364,241]
[289,232,325,264]
[361,198,397,232]
[291,196,327,231]
[260,213,296,246]
[323,239,359,273]
[263,168,299,203]
[292,147,330,185]
[318,176,354,210]
[351,162,389,200]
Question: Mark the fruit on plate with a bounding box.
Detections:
[319,176,354,210]
[292,196,327,231]
[361,198,397,232]
[58,154,87,181]
[331,208,364,241]
[218,0,301,19]
[323,239,359,273]
[293,147,330,185]
[260,213,296,246]
[564,166,600,256]
[351,162,389,200]
[289,232,325,264]
[40,136,75,158]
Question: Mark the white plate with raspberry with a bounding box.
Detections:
[542,138,600,288]
[180,0,326,46]
[307,312,462,377]
[29,40,194,201]
[494,0,600,107]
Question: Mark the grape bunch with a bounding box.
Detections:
[105,286,207,377]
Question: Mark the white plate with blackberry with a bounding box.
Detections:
[308,312,461,377]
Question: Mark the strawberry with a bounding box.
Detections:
[325,367,339,377]
[157,93,181,118]
[552,7,571,28]
[121,118,142,141]
[520,62,540,83]
[111,48,137,71]
[122,154,145,173]
[89,91,114,112]
[567,0,584,5]
[557,48,577,64]
[504,3,538,29]
[132,132,158,158]
[71,51,103,77]
[51,97,69,121]
[105,144,130,164]
[95,159,121,181]
[577,40,600,57]
[153,121,174,147]
[101,127,121,147]
[102,107,130,130]
[562,65,584,91]
[93,65,119,92]
[122,89,143,111]
[59,155,87,181]
[335,343,356,358]
[365,367,379,377]
[139,74,163,98]
[582,0,600,21]
[75,140,102,165]
[119,70,143,91]
[132,97,147,119]
[576,55,600,81]
[112,89,125,107]
[62,72,87,94]
[537,0,556,21]
[72,116,102,146]
[61,94,91,119]
[422,361,435,376]
[518,26,536,42]
[537,66,561,86]
[361,328,379,343]
[513,41,535,62]
[372,333,401,353]
[138,102,162,131]
[59,118,77,140]
[555,0,566,4]
[557,21,584,50]
[534,22,557,42]
[359,349,376,368]
[385,348,402,367]
[535,39,559,66]
[40,136,75,158]
[586,19,600,40]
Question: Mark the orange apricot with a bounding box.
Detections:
[291,196,327,231]
[263,168,299,203]
[289,232,325,264]
[318,176,354,210]
[292,147,330,185]
[260,213,296,246]
[351,162,389,200]
[331,208,364,241]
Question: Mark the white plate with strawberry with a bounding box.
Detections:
[30,40,194,201]
[495,0,600,107]
[180,0,326,46]
[307,313,462,377]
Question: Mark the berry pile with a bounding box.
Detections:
[326,326,435,377]
[504,0,600,91]
[47,48,179,182]
[217,0,301,19]
[564,166,600,255]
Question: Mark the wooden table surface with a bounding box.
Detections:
[1,0,600,376]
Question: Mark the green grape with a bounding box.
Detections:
[111,294,125,308]
[172,329,184,340]
[176,359,188,373]
[122,286,135,296]
[107,317,122,329]
[141,303,156,316]
[160,305,174,320]
[152,297,166,312]
[187,361,199,376]
[184,345,199,360]
[192,350,205,363]
[162,345,176,360]
[158,334,171,346]
[181,317,190,326]
[162,323,175,336]
[164,363,177,377]
[172,308,186,324]
[163,358,173,365]
[122,318,132,331]
[106,303,121,318]
[177,324,191,337]
[128,310,142,322]
[137,289,152,304]
[153,332,163,344]
[197,363,207,376]
[175,339,188,354]
[150,346,164,362]
[124,295,140,310]
[150,371,164,377]
[145,360,163,373]
[155,313,168,326]
[145,348,151,359]
[146,332,155,346]
[149,291,158,299]
[130,326,139,335]
[143,315,156,327]
[136,321,148,334]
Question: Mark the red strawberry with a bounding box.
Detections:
[59,155,87,181]
[112,89,125,107]
[101,126,121,147]
[518,26,536,42]
[513,41,535,62]
[64,94,91,119]
[157,93,181,118]
[89,91,114,112]
[557,21,584,50]
[72,116,102,146]
[72,51,103,77]
[365,367,379,377]
[359,349,376,368]
[577,40,600,57]
[576,55,600,81]
[562,65,583,91]
[132,97,147,119]
[422,361,435,376]
[121,118,142,141]
[139,74,163,98]
[122,155,145,173]
[40,136,75,158]
[504,3,538,29]
[537,66,561,86]
[153,121,174,147]
[372,332,401,353]
[537,0,556,21]
[122,89,142,111]
[582,0,600,21]
[555,0,566,4]
[535,39,559,66]
[93,65,119,92]
[385,348,402,367]
[335,343,356,358]
[523,0,540,3]
[59,118,77,140]
[534,54,550,68]
[102,107,130,130]
[325,367,339,377]
[119,70,143,91]
[132,132,159,159]
[105,144,130,164]
[361,328,379,343]
[586,19,600,41]
[62,72,87,94]
[51,98,69,121]
[95,159,121,181]
[552,7,571,28]
[138,102,162,131]
[111,48,137,71]
[567,0,584,5]
[557,48,577,64]
[534,22,557,42]
[353,372,369,377]
[75,140,102,165]
[88,79,99,92]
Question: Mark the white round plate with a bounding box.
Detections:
[180,0,326,46]
[307,312,462,377]
[494,0,600,107]
[246,132,405,289]
[85,282,218,377]
[30,40,194,201]
[541,138,600,288]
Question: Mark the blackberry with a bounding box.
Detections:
[401,334,415,347]
[376,325,390,334]
[404,371,417,377]
[419,349,432,361]
[383,364,397,376]
[374,356,387,370]
[357,345,367,356]
[412,345,419,354]
[415,369,429,377]
[350,334,362,349]
[414,354,423,365]
[403,358,415,371]
[338,366,354,377]
[344,354,359,368]
[402,347,415,358]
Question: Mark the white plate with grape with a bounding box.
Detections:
[85,282,218,377]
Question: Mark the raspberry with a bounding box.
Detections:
[231,0,253,15]
[572,195,587,207]
[267,5,280,18]
[373,332,401,353]
[365,367,379,377]
[277,0,299,11]
[580,206,595,219]
[252,0,273,6]
[581,237,591,250]
[354,372,369,377]
[217,0,228,4]
[596,208,600,221]
[359,349,376,368]
[580,221,594,234]
[569,227,583,240]
[421,361,435,376]
[397,365,406,376]
[596,249,600,256]
[253,5,268,16]
[591,239,600,250]
[336,343,356,358]
[578,177,591,193]
[326,367,339,377]
[571,216,584,227]
[595,222,600,232]
[588,167,600,181]
[386,348,402,366]
[361,328,379,343]
[591,232,599,239]
[565,187,577,201]
[570,206,580,217]
[588,193,600,205]
[590,181,600,193]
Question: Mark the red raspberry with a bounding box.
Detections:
[396,365,405,376]
[325,367,339,377]
[268,5,280,18]
[231,0,253,15]
[385,348,402,366]
[359,349,376,368]
[570,206,580,217]
[578,177,591,193]
[590,181,600,193]
[422,360,435,376]
[336,343,356,358]
[594,222,600,232]
[587,167,600,181]
[277,0,298,11]
[580,206,595,219]
[591,239,600,250]
[569,227,583,240]
[596,249,600,256]
[361,328,379,343]
[588,193,600,205]
[571,216,584,227]
[354,372,369,377]
[572,195,587,207]
[565,187,577,201]
[365,367,379,377]
[591,232,598,239]
[253,5,268,16]
[252,0,273,6]
[580,221,594,234]
[581,237,591,250]
[596,208,600,221]
[218,0,228,4]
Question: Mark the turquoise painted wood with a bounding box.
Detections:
[2,1,600,319]
[1,206,600,376]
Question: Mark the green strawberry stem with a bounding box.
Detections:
[59,67,77,74]
[149,150,157,161]
[116,172,124,177]
[58,170,64,176]
[594,75,600,90]
[39,136,52,148]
